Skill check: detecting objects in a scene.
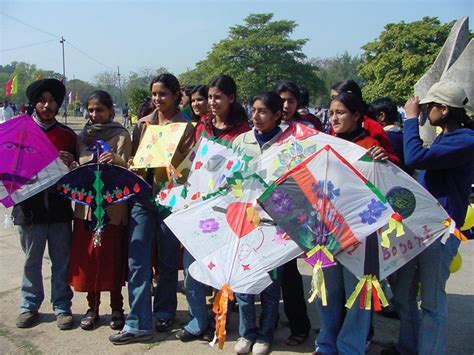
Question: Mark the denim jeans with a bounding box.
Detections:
[392,235,460,355]
[315,263,372,355]
[236,271,281,344]
[18,223,73,315]
[123,198,179,335]
[183,249,210,335]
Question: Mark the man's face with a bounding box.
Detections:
[35,91,58,122]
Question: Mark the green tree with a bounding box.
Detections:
[123,67,169,101]
[359,17,455,103]
[180,13,324,101]
[0,61,62,104]
[128,87,150,117]
[310,51,364,106]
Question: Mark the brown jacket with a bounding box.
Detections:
[74,130,132,226]
[131,109,195,194]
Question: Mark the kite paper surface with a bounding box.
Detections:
[0,115,69,208]
[337,157,451,280]
[157,136,250,211]
[259,145,393,259]
[249,122,367,184]
[132,123,188,168]
[164,176,302,295]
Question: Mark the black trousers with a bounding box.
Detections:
[281,258,311,336]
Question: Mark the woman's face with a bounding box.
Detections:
[426,102,448,127]
[252,99,281,134]
[87,98,113,124]
[279,90,298,121]
[151,82,178,113]
[329,100,360,134]
[330,89,339,100]
[191,92,208,117]
[208,86,233,119]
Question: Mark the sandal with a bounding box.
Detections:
[285,333,308,346]
[110,310,125,330]
[80,309,99,331]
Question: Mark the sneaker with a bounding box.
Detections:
[234,337,253,354]
[155,318,173,332]
[16,311,39,328]
[109,331,153,345]
[252,339,270,354]
[57,312,73,330]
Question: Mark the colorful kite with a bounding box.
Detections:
[56,142,151,246]
[157,135,252,211]
[258,145,393,306]
[336,155,454,309]
[164,175,302,348]
[249,122,367,183]
[0,115,69,208]
[131,123,188,179]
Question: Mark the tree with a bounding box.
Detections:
[358,17,455,103]
[179,13,324,101]
[310,52,364,106]
[0,61,62,104]
[128,87,150,117]
[66,79,97,105]
[123,67,169,101]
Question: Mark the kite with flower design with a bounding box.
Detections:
[164,175,302,348]
[258,145,393,306]
[131,122,189,179]
[335,154,456,310]
[0,115,69,209]
[157,135,252,211]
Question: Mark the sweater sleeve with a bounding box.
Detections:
[403,118,473,170]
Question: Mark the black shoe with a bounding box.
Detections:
[110,311,125,330]
[155,318,173,332]
[109,331,152,345]
[16,311,39,328]
[175,328,203,342]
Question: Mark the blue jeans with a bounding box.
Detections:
[123,198,179,335]
[18,223,73,315]
[183,249,210,335]
[392,235,460,355]
[315,263,372,355]
[236,271,281,344]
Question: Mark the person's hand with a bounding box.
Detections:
[59,151,74,167]
[99,151,115,164]
[368,146,388,161]
[69,161,80,170]
[404,96,421,119]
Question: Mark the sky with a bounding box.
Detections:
[0,0,473,83]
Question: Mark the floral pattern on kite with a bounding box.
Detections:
[359,199,388,225]
[272,140,318,178]
[199,218,220,233]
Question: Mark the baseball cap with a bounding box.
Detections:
[419,80,468,108]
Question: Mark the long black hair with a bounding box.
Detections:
[330,92,365,128]
[149,73,182,107]
[208,74,248,127]
[331,80,372,119]
[368,97,399,125]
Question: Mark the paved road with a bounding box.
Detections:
[0,116,472,354]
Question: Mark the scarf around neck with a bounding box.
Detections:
[78,119,128,146]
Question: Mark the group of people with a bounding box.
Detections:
[8,72,474,355]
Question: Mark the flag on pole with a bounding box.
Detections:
[68,92,72,104]
[36,74,43,80]
[5,74,18,96]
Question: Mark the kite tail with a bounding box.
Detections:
[380,213,405,248]
[3,212,13,229]
[210,283,234,349]
[444,218,468,241]
[93,226,103,248]
[345,275,389,311]
[308,260,327,305]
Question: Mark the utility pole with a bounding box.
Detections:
[117,65,123,111]
[60,36,67,125]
